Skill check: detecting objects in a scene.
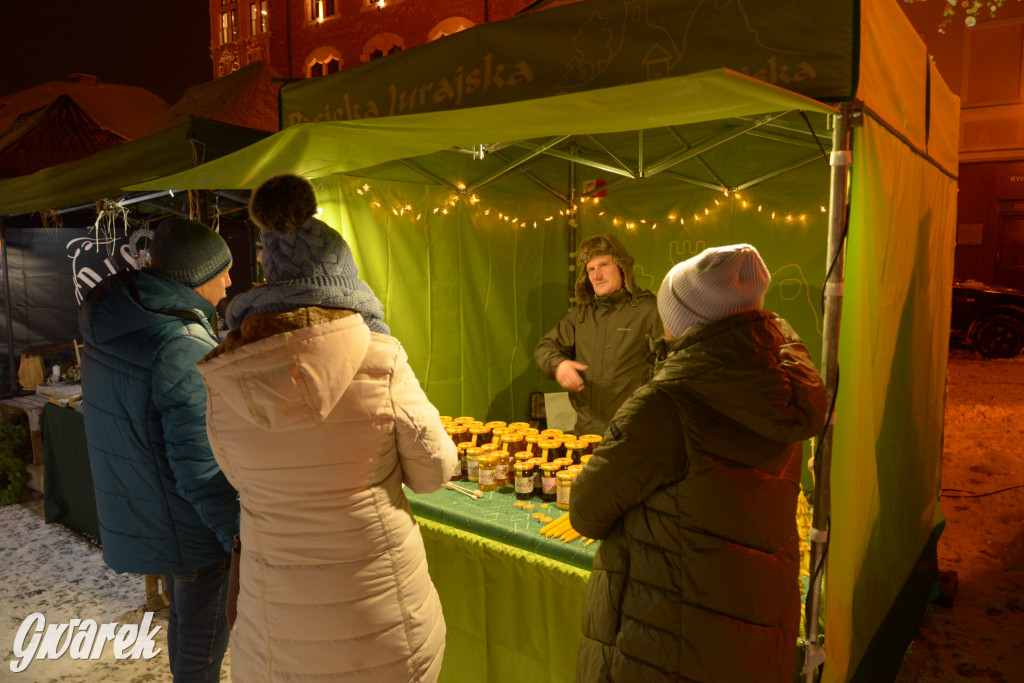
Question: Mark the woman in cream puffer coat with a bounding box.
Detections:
[198,174,457,682]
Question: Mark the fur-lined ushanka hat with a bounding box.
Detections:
[574,234,640,304]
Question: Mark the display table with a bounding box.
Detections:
[35,403,596,681]
[40,402,100,542]
[407,486,596,682]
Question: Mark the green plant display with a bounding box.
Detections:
[0,418,31,506]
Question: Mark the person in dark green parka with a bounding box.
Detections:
[570,244,827,682]
[534,234,662,436]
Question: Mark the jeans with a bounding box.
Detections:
[163,554,231,682]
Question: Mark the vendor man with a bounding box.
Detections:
[534,234,662,435]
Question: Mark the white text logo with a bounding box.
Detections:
[10,612,162,673]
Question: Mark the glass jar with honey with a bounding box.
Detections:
[455,441,474,479]
[563,439,586,465]
[494,451,511,487]
[523,434,542,455]
[469,424,492,447]
[501,433,527,456]
[490,427,509,447]
[579,434,603,454]
[528,457,544,494]
[556,469,578,510]
[513,462,535,500]
[466,447,483,482]
[477,455,497,492]
[537,439,559,462]
[446,424,470,446]
[539,462,561,502]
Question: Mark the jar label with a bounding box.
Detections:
[496,463,509,480]
[542,476,557,495]
[557,485,571,506]
[515,476,533,494]
[479,468,496,486]
[468,460,479,478]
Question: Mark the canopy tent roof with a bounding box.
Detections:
[128,68,835,192]
[0,76,167,140]
[0,94,125,179]
[0,117,269,216]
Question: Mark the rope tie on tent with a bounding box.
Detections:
[801,642,826,675]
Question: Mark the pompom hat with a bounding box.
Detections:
[148,217,232,288]
[228,174,389,334]
[657,244,770,338]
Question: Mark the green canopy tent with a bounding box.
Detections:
[0,117,270,395]
[127,0,958,681]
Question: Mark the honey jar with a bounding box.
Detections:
[563,439,586,465]
[494,451,511,486]
[446,424,470,445]
[556,469,578,510]
[455,441,474,479]
[537,439,559,462]
[580,454,592,467]
[514,462,535,500]
[579,434,603,454]
[528,457,544,493]
[477,455,497,492]
[502,433,527,455]
[539,462,561,501]
[469,424,492,447]
[466,447,483,482]
[490,427,509,447]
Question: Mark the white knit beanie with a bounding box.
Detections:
[657,244,770,338]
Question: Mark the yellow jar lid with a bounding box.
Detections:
[466,447,484,456]
[513,462,534,472]
[453,416,476,423]
[502,433,525,443]
[446,424,468,434]
[540,462,561,473]
[556,470,578,482]
[485,421,507,429]
[580,434,603,443]
[477,455,496,466]
[541,428,563,436]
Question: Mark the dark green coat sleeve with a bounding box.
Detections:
[533,307,579,379]
[570,385,687,539]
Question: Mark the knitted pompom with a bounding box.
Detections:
[249,174,318,234]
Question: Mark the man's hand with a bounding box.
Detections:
[555,360,588,392]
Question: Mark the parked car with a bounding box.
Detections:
[951,280,1024,358]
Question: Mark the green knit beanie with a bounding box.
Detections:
[149,218,232,288]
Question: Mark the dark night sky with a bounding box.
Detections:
[0,0,213,104]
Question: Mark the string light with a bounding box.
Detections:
[343,179,822,232]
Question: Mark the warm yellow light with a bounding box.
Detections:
[668,213,677,221]
[704,208,709,215]
[545,216,554,221]
[820,206,827,212]
[457,181,467,190]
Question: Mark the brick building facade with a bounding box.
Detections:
[209,0,535,82]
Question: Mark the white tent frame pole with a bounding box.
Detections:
[803,101,855,682]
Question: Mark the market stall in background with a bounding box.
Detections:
[1,0,957,681]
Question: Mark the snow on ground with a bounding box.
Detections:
[0,495,230,682]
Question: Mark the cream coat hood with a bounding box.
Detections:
[201,313,370,431]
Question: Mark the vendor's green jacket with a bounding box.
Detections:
[570,310,827,683]
[534,288,661,436]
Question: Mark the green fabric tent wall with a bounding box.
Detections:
[125,1,958,681]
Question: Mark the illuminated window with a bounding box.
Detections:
[249,1,267,34]
[220,12,239,43]
[310,0,335,22]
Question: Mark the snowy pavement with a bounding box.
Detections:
[0,494,230,681]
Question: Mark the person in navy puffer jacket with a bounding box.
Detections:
[79,217,240,683]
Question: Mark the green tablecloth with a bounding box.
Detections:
[40,402,100,543]
[406,484,597,570]
[407,484,596,682]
